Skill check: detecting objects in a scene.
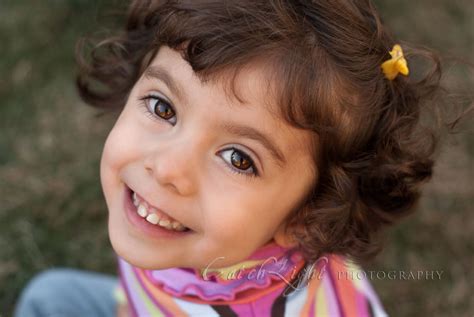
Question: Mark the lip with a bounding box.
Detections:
[123,185,193,239]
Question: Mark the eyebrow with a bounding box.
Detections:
[143,65,287,168]
[143,65,188,103]
[219,122,287,168]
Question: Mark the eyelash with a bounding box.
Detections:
[219,147,259,178]
[138,94,259,178]
[138,94,177,125]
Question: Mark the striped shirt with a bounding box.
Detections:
[115,243,388,316]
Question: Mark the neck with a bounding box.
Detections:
[118,241,306,304]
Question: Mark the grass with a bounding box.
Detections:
[0,0,472,316]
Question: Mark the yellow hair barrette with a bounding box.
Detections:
[381,44,409,80]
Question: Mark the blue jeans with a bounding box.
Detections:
[14,268,119,317]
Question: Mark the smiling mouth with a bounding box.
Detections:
[127,187,191,232]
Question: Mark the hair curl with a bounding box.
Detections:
[76,0,447,265]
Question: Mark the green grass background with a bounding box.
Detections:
[0,1,472,316]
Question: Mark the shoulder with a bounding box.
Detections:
[283,254,388,317]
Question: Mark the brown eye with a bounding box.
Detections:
[153,99,175,120]
[220,147,259,178]
[231,150,252,170]
[143,95,177,125]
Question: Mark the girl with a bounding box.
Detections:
[15,0,445,316]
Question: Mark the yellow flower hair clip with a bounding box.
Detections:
[381,44,409,80]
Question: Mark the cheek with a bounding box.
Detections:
[100,116,139,193]
[99,128,122,205]
[201,184,284,241]
[101,114,142,170]
[102,129,124,170]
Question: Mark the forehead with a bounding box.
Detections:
[143,46,316,163]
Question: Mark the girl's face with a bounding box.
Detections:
[101,46,317,270]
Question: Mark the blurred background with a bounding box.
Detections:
[0,0,472,316]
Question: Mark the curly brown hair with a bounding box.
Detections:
[76,0,445,265]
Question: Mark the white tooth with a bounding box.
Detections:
[146,213,159,225]
[137,204,148,218]
[133,192,139,207]
[158,219,170,228]
[175,224,186,231]
[171,221,180,229]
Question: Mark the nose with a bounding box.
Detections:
[143,137,199,196]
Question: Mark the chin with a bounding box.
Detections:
[107,225,178,270]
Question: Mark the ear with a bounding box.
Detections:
[272,221,298,248]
